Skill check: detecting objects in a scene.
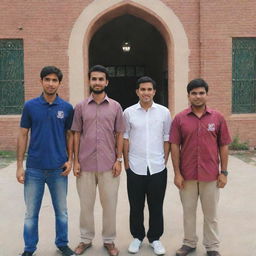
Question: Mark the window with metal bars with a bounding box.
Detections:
[232,38,256,113]
[0,39,24,115]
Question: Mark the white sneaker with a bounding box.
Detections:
[128,238,142,254]
[150,240,166,255]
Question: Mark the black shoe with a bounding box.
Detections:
[21,252,33,256]
[176,245,196,256]
[58,245,76,256]
[207,251,221,256]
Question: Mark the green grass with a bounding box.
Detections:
[0,151,16,169]
[229,150,256,166]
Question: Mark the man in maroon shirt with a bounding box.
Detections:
[170,78,231,256]
[71,65,125,256]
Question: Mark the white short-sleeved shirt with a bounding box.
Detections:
[124,102,172,175]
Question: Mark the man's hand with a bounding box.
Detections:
[61,161,72,176]
[217,173,227,188]
[73,161,81,177]
[174,173,184,190]
[16,167,25,184]
[112,161,122,177]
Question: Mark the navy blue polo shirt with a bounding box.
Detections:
[20,95,74,170]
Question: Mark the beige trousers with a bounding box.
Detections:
[180,180,220,251]
[76,170,120,243]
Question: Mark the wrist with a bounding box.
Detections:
[116,157,122,163]
[220,170,228,176]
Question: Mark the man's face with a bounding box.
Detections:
[188,87,208,108]
[40,73,61,96]
[136,82,156,104]
[89,71,109,94]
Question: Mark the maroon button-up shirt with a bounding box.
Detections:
[71,95,125,172]
[169,106,231,181]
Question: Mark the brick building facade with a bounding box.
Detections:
[0,0,256,150]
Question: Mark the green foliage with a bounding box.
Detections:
[0,151,16,169]
[229,136,249,150]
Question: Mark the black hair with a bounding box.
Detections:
[40,66,63,82]
[136,76,156,90]
[187,78,209,93]
[88,65,109,80]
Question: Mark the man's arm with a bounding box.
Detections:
[217,144,229,188]
[123,138,129,170]
[16,127,29,184]
[73,131,81,177]
[61,130,73,176]
[170,143,184,189]
[164,141,170,165]
[112,132,123,177]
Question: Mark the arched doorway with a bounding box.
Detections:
[89,14,168,110]
[68,0,189,114]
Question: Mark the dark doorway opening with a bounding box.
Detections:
[89,14,168,110]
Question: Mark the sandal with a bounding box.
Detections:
[74,242,92,255]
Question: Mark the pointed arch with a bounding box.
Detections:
[68,0,189,113]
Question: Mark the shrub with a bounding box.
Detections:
[229,136,249,150]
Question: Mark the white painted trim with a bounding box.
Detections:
[68,0,189,113]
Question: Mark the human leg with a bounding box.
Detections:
[23,168,45,253]
[199,181,220,252]
[76,171,97,243]
[179,180,199,248]
[126,168,147,241]
[146,168,167,243]
[46,169,68,247]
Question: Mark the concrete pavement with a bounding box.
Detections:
[0,156,255,256]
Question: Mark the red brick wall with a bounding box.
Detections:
[0,0,255,150]
[199,0,256,146]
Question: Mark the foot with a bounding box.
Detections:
[176,245,196,256]
[128,238,142,254]
[58,245,76,256]
[207,251,221,256]
[104,242,119,256]
[74,242,92,255]
[150,240,166,255]
[21,252,33,256]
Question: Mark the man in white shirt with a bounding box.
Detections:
[123,76,172,255]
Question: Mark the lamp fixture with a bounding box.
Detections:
[122,41,131,52]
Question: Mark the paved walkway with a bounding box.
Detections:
[0,156,255,256]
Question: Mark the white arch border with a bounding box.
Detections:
[68,0,189,113]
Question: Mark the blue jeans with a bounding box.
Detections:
[23,168,68,253]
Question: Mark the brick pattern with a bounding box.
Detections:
[0,0,256,150]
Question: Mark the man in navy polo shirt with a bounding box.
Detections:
[16,66,74,256]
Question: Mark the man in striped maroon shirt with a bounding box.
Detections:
[71,65,125,256]
[170,78,231,256]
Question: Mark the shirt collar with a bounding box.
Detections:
[186,105,212,115]
[39,94,60,105]
[87,93,110,104]
[135,101,156,110]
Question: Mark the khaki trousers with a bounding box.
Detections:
[76,170,120,243]
[180,180,220,251]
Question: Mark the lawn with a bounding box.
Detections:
[0,151,16,169]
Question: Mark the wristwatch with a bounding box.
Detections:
[220,170,228,176]
[116,157,122,162]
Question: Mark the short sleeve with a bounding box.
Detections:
[169,116,181,144]
[71,103,83,132]
[65,105,74,130]
[218,115,232,146]
[123,109,131,139]
[20,103,32,129]
[163,109,172,141]
[114,103,125,133]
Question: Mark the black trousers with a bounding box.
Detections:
[126,167,167,243]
